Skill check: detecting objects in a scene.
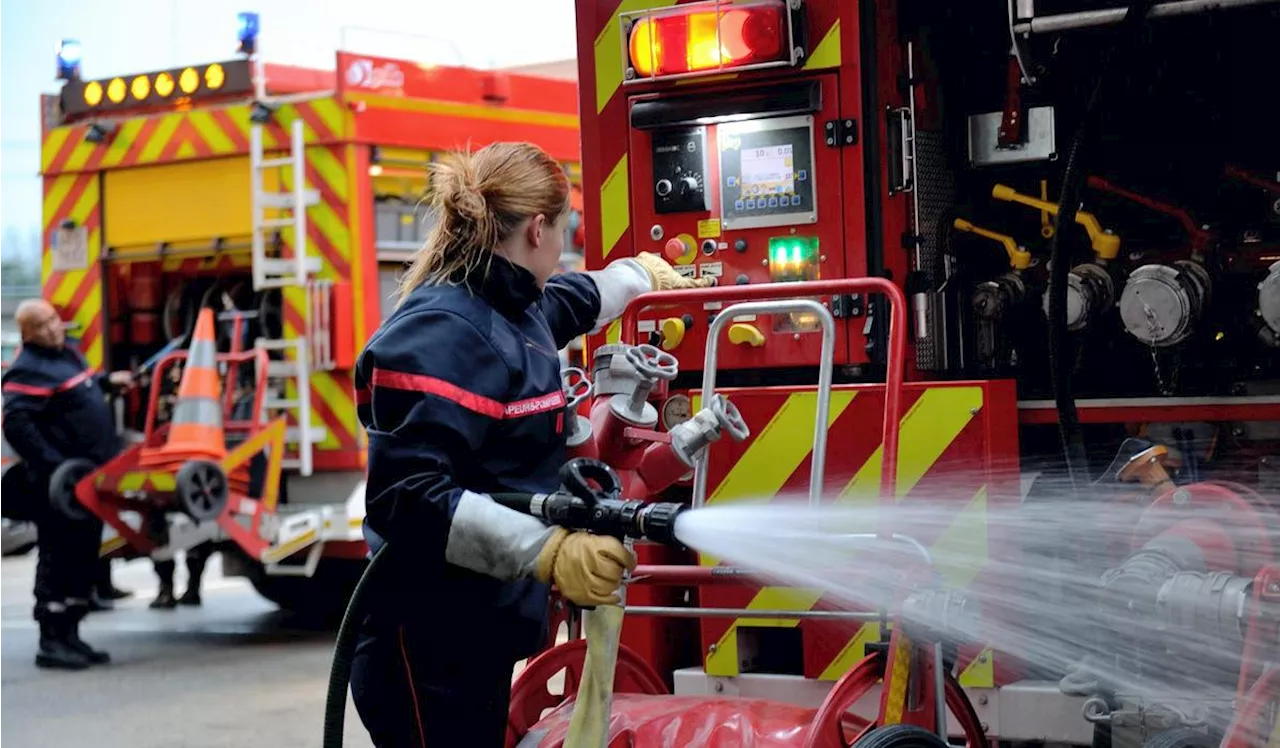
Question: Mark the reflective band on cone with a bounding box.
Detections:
[140,308,226,468]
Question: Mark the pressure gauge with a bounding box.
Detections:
[661,394,693,430]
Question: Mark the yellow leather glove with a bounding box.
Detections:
[633,252,715,291]
[535,527,637,606]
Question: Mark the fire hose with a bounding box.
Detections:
[321,458,688,748]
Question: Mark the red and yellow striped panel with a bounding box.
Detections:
[692,380,1019,687]
[41,98,347,176]
[278,144,361,461]
[42,173,104,369]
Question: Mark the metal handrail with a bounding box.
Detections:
[694,298,835,509]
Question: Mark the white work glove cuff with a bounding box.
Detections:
[445,491,556,580]
[585,259,653,334]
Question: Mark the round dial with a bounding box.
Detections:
[661,394,693,430]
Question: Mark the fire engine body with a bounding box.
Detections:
[500,1,1280,746]
[37,50,583,613]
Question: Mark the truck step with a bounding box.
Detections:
[258,190,320,209]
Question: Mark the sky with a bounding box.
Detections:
[0,0,580,264]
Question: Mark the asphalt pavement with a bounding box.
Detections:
[1,550,374,748]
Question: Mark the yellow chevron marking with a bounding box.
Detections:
[838,386,984,501]
[42,128,71,172]
[310,99,345,139]
[820,622,883,681]
[309,146,350,202]
[313,371,358,446]
[42,174,77,225]
[700,390,858,675]
[803,19,842,70]
[63,137,99,173]
[139,114,182,164]
[600,154,630,260]
[344,93,578,129]
[959,646,994,688]
[187,110,236,154]
[98,119,145,168]
[932,486,989,587]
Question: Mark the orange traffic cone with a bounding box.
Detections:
[140,308,226,468]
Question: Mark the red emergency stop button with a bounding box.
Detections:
[664,236,694,264]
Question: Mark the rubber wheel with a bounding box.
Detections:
[48,458,97,521]
[1143,728,1216,748]
[853,725,950,748]
[175,459,229,522]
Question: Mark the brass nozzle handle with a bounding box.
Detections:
[953,218,1033,271]
[991,183,1121,261]
[1117,445,1175,494]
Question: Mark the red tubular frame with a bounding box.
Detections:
[1086,175,1214,253]
[619,278,909,510]
[142,348,270,439]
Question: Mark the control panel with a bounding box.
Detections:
[622,73,859,373]
[718,115,817,230]
[652,127,710,214]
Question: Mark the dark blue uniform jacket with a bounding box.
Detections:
[2,341,119,480]
[355,256,602,663]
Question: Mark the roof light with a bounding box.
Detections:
[626,0,794,82]
[130,75,150,100]
[205,64,226,90]
[83,81,103,107]
[237,12,260,56]
[155,72,175,97]
[106,78,127,104]
[57,39,82,81]
[179,67,199,94]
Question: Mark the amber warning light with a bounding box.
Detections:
[624,0,802,83]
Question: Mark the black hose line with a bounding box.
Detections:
[1047,0,1159,491]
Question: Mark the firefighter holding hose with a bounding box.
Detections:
[350,141,709,746]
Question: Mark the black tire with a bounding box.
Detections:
[175,459,229,522]
[1143,728,1216,748]
[48,458,97,521]
[854,725,950,748]
[248,556,368,621]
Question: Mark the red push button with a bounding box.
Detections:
[664,237,691,262]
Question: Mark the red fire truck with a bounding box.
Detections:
[35,28,583,615]
[494,1,1280,747]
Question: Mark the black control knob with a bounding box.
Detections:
[655,179,673,197]
[679,177,699,194]
[733,239,748,253]
[735,274,750,285]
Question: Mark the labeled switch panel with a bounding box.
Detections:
[652,127,710,214]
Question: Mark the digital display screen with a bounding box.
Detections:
[718,115,816,231]
[740,144,795,197]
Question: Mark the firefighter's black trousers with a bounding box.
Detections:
[33,502,103,617]
[350,613,514,748]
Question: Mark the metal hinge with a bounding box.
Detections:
[823,118,858,148]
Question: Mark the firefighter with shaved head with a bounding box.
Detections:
[2,299,131,669]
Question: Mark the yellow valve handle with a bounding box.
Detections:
[659,317,686,351]
[727,322,765,347]
[1039,180,1055,239]
[992,183,1121,260]
[953,218,1032,271]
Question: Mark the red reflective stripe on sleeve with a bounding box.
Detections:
[372,368,505,418]
[2,382,54,397]
[56,371,92,392]
[356,387,371,405]
[371,368,567,419]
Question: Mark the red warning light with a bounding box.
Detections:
[628,0,790,81]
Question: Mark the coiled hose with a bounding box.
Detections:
[1047,0,1159,492]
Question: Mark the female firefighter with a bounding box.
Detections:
[350,141,710,746]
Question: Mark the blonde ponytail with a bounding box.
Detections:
[396,142,571,304]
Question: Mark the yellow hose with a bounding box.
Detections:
[563,604,625,748]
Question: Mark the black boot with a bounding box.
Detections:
[151,560,177,609]
[62,604,110,665]
[178,551,207,606]
[34,611,90,670]
[96,559,131,600]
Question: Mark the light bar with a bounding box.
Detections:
[59,59,254,118]
[623,0,800,83]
